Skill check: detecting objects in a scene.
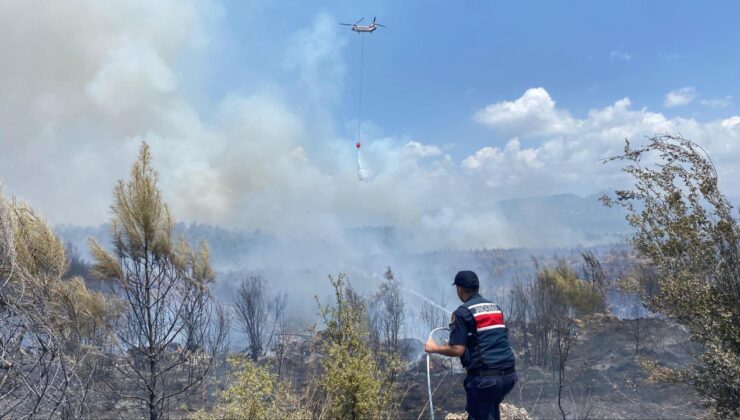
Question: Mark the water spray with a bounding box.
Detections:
[402,288,453,419]
[426,327,450,420]
[356,142,369,182]
[405,288,452,315]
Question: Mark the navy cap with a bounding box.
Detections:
[453,270,479,289]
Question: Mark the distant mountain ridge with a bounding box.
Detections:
[494,192,629,240]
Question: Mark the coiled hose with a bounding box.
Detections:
[426,327,450,420]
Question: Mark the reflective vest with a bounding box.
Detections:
[457,294,515,370]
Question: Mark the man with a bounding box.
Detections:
[424,270,517,420]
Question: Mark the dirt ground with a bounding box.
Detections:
[397,315,707,419]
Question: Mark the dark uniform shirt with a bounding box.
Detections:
[448,293,515,370]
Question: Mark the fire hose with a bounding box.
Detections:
[426,327,450,420]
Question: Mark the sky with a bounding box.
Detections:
[1,0,739,249]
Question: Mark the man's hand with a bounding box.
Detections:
[424,339,465,358]
[424,338,437,354]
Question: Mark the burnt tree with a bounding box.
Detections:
[90,143,226,420]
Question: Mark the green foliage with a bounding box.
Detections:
[317,273,397,420]
[509,259,605,368]
[603,134,740,417]
[537,261,606,317]
[198,355,307,420]
[619,263,660,300]
[530,262,601,419]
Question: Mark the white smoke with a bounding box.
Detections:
[0,1,739,255]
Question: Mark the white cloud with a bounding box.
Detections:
[471,88,740,199]
[700,96,732,109]
[404,141,443,158]
[462,139,543,186]
[473,87,578,137]
[610,50,631,61]
[664,86,697,107]
[721,116,740,130]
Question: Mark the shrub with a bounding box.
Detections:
[317,273,397,419]
[199,355,307,420]
[603,135,740,417]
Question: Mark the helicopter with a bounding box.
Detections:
[340,17,386,33]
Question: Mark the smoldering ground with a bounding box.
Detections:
[57,215,633,351]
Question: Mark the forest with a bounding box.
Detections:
[1,135,738,419]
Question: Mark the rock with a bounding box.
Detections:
[444,403,531,420]
[500,403,531,419]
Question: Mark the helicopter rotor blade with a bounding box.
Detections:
[355,17,365,25]
[376,24,386,27]
[373,16,376,23]
[339,23,353,26]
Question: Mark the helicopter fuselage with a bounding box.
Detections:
[351,25,378,33]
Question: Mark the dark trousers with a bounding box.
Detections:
[463,372,517,420]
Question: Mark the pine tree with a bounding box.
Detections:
[90,143,226,420]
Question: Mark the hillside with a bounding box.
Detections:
[398,315,705,419]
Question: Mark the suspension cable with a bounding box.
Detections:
[357,34,365,142]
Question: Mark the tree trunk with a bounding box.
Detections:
[149,357,158,420]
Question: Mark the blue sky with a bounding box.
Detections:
[1,0,738,248]
[193,0,740,158]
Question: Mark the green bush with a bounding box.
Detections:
[317,273,397,419]
[198,355,308,420]
[537,261,606,317]
[603,135,740,417]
